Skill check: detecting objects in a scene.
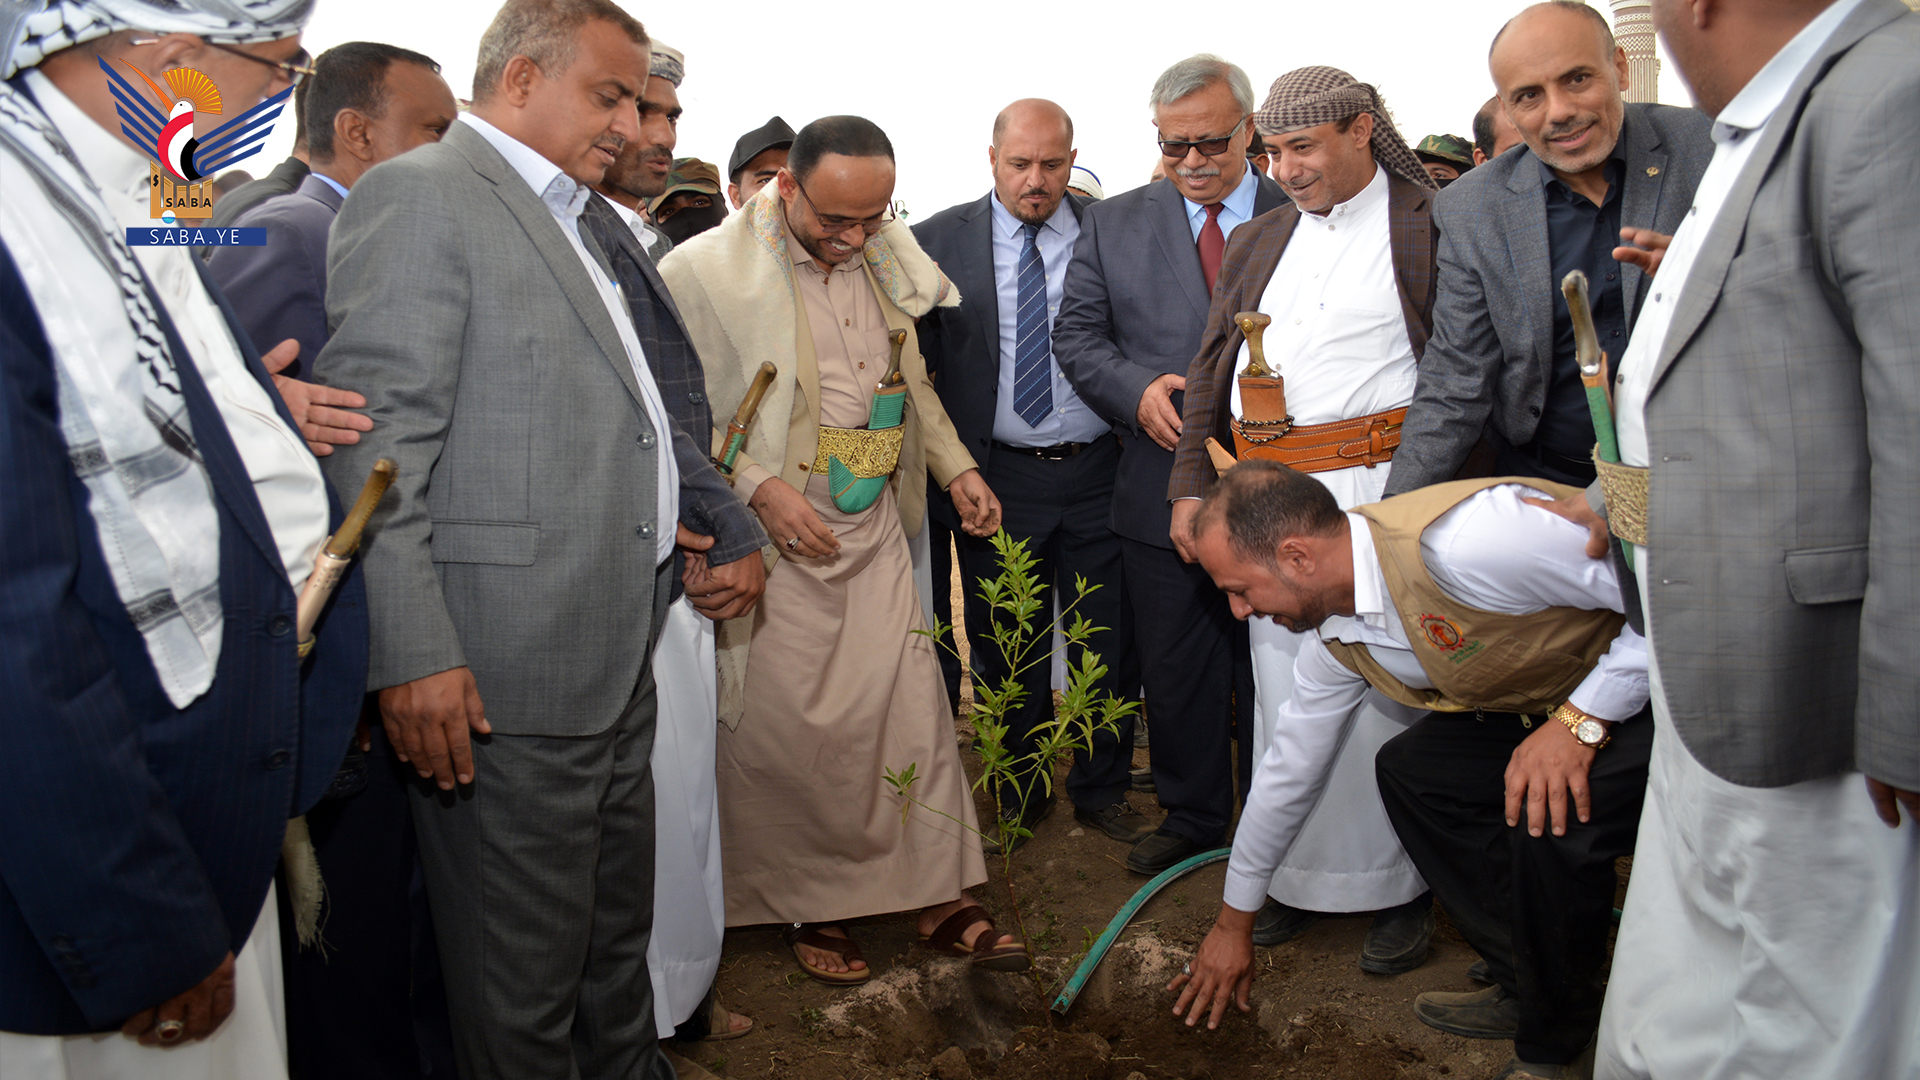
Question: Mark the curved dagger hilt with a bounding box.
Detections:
[881,328,907,388]
[1235,311,1275,378]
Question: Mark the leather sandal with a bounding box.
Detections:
[781,923,871,986]
[918,904,1031,972]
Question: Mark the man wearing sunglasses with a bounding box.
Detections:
[659,115,1020,988]
[1053,54,1287,877]
[0,2,369,1076]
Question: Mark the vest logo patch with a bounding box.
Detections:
[1419,613,1477,658]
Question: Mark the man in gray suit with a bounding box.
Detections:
[314,2,695,1077]
[1384,1,1712,495]
[1054,55,1288,875]
[1581,1,1920,1077]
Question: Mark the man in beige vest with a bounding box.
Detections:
[1169,461,1650,1080]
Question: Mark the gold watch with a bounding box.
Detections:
[1551,702,1611,749]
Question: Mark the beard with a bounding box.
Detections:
[1007,187,1057,225]
[605,143,675,201]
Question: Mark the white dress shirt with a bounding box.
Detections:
[603,194,669,255]
[987,192,1106,445]
[1222,484,1650,910]
[28,70,329,593]
[1229,165,1417,430]
[459,114,679,562]
[1182,163,1260,243]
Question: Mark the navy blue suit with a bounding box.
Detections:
[0,242,367,1035]
[208,173,345,379]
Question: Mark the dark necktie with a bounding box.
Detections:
[1197,202,1226,294]
[1011,222,1053,428]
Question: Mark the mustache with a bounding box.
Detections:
[1174,164,1221,180]
[639,144,673,163]
[1542,117,1592,139]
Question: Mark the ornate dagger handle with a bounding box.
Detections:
[1235,311,1276,378]
[881,328,907,388]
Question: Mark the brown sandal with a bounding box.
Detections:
[918,904,1031,972]
[782,923,871,986]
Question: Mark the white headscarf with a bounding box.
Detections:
[2,0,313,79]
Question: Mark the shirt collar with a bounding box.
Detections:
[459,113,590,222]
[989,188,1075,240]
[26,69,150,225]
[1344,511,1390,626]
[1712,0,1868,144]
[1185,162,1259,223]
[310,171,350,201]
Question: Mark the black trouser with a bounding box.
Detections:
[1119,534,1250,845]
[1375,707,1652,1065]
[281,719,458,1079]
[961,435,1136,816]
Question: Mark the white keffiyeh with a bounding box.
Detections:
[1,0,313,79]
[0,74,227,706]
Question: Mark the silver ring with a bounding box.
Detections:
[1182,962,1193,976]
[785,537,799,550]
[156,1019,185,1041]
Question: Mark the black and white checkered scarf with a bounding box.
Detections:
[1,0,312,79]
[1255,66,1439,192]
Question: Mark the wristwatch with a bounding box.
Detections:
[1551,702,1611,749]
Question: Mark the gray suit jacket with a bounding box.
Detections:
[1628,0,1920,789]
[206,173,342,377]
[315,122,672,737]
[1053,174,1287,546]
[1385,103,1713,494]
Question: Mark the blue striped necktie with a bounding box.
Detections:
[1011,222,1053,428]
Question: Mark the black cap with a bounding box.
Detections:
[727,116,796,182]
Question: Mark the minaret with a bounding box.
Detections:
[1608,0,1661,103]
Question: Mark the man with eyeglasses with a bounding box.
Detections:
[659,116,1023,988]
[1053,54,1286,877]
[0,2,369,1076]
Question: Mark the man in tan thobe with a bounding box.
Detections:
[658,116,1025,984]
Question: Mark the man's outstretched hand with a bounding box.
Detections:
[1167,904,1257,1030]
[379,667,491,790]
[1505,716,1602,837]
[1613,227,1673,280]
[1521,490,1610,560]
[263,340,372,457]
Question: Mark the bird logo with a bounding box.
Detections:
[100,57,290,203]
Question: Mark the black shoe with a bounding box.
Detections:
[1074,801,1154,844]
[1250,898,1319,946]
[1125,828,1212,875]
[1413,985,1520,1040]
[983,794,1055,857]
[1466,958,1493,984]
[1360,896,1433,975]
[1130,766,1155,793]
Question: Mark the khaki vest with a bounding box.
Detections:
[1323,478,1626,714]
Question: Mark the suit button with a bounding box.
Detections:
[638,432,656,449]
[1528,405,1541,417]
[798,462,810,471]
[637,523,656,539]
[265,750,291,770]
[268,615,292,637]
[688,392,704,404]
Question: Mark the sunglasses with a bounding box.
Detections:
[1157,115,1252,160]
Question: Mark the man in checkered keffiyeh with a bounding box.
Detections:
[1254,65,1439,192]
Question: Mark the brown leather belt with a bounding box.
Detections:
[1232,405,1408,474]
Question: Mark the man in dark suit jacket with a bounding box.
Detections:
[915,99,1142,851]
[1383,1,1713,496]
[0,19,365,1054]
[205,41,460,1080]
[1054,55,1288,874]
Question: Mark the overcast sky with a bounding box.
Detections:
[260,0,1695,217]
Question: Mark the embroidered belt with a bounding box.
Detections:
[1230,405,1409,474]
[1593,451,1649,547]
[812,424,904,480]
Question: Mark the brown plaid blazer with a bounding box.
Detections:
[1167,171,1437,501]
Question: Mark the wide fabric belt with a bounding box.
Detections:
[1231,405,1409,475]
[813,424,904,482]
[1593,451,1649,547]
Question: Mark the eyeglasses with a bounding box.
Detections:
[1157,115,1252,160]
[793,177,894,237]
[133,38,317,87]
